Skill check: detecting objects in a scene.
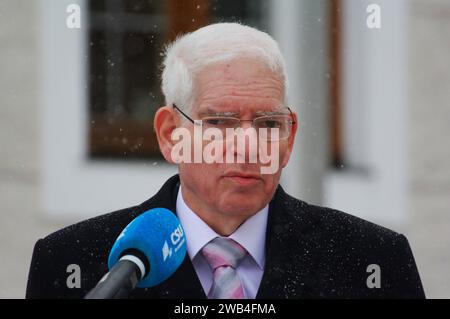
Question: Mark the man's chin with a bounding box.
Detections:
[218,199,264,217]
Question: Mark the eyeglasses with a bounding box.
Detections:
[172,103,295,141]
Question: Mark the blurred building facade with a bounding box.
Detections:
[0,0,449,298]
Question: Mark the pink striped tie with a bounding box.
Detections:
[201,237,248,299]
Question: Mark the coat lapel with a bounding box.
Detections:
[154,255,207,299]
[256,186,324,299]
[132,174,207,299]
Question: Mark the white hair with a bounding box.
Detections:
[161,22,288,114]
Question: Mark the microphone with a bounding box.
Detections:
[85,207,187,299]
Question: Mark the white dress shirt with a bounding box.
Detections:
[176,186,268,299]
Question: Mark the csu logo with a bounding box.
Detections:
[162,225,185,261]
[171,225,184,245]
[162,241,172,261]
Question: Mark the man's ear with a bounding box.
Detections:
[280,111,298,168]
[154,106,178,164]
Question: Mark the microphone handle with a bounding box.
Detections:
[85,259,141,299]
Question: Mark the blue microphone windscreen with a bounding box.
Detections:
[108,208,187,288]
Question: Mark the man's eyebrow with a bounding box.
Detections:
[198,108,239,117]
[198,107,288,117]
[255,109,288,116]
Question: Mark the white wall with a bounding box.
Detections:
[323,0,409,228]
[407,0,450,298]
[0,0,66,299]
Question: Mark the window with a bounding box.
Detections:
[87,0,266,160]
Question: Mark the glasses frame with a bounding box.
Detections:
[172,103,296,130]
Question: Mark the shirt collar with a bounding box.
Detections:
[176,186,268,270]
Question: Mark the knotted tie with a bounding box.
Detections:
[201,237,248,299]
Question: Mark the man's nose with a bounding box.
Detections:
[233,124,259,163]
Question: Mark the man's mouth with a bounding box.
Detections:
[223,171,262,187]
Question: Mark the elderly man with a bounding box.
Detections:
[26,23,424,299]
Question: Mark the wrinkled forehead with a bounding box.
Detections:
[191,58,285,116]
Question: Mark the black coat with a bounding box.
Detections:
[26,174,425,298]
